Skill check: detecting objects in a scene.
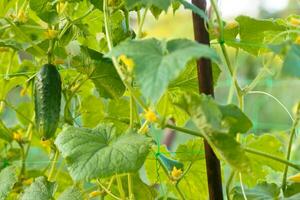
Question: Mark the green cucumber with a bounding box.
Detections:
[34,64,61,140]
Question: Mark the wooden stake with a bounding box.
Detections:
[191,0,224,199]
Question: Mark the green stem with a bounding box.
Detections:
[97,179,121,200]
[127,173,134,200]
[48,148,59,181]
[244,147,300,170]
[165,124,203,138]
[175,184,186,200]
[282,104,300,191]
[137,8,148,38]
[116,175,126,200]
[226,171,235,200]
[103,0,147,111]
[18,142,26,180]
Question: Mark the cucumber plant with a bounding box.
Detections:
[0,0,300,199]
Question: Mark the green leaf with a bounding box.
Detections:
[157,60,221,126]
[0,39,24,50]
[231,182,280,200]
[284,183,300,198]
[16,102,34,126]
[0,166,17,200]
[29,0,58,24]
[55,124,151,180]
[243,134,285,186]
[57,186,83,200]
[219,104,253,136]
[107,38,220,102]
[80,95,104,128]
[233,15,285,54]
[176,138,205,162]
[88,49,125,99]
[177,0,208,22]
[0,122,12,142]
[176,160,208,199]
[125,0,172,11]
[21,176,56,200]
[176,93,251,171]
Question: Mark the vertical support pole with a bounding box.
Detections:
[191,0,224,199]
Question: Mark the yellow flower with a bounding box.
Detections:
[144,109,158,123]
[289,173,300,182]
[171,166,183,180]
[140,125,149,134]
[89,190,102,198]
[41,139,52,148]
[119,54,135,71]
[44,29,58,39]
[225,21,239,29]
[13,132,22,141]
[17,10,28,23]
[290,17,300,27]
[295,36,300,45]
[23,178,33,185]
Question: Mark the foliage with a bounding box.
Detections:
[0,0,300,199]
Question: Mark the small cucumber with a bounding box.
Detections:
[34,64,61,140]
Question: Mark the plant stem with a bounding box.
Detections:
[165,124,203,138]
[282,103,300,191]
[130,95,134,129]
[175,184,186,200]
[127,173,134,200]
[48,148,59,181]
[137,8,148,38]
[226,171,235,200]
[211,0,243,108]
[18,142,25,180]
[103,0,147,111]
[97,179,121,200]
[116,175,126,200]
[244,147,300,171]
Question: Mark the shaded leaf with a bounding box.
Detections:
[0,166,17,200]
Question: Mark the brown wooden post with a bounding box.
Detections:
[191,0,224,199]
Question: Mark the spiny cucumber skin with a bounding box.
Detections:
[34,64,61,140]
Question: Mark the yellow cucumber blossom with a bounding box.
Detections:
[225,21,239,29]
[171,166,183,180]
[41,139,52,148]
[289,173,300,182]
[13,131,22,141]
[144,109,158,123]
[44,29,59,39]
[290,17,300,27]
[295,36,300,45]
[119,54,135,72]
[23,178,33,185]
[89,190,102,198]
[140,125,149,134]
[17,10,28,23]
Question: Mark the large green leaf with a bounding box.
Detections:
[242,134,285,186]
[176,138,205,162]
[231,182,280,200]
[80,95,104,128]
[29,0,58,24]
[157,60,221,126]
[0,166,17,200]
[107,38,220,102]
[125,0,171,11]
[21,176,56,200]
[57,186,83,200]
[177,93,251,171]
[55,124,151,180]
[232,15,285,54]
[88,49,125,99]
